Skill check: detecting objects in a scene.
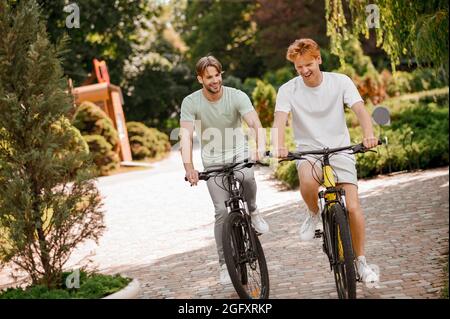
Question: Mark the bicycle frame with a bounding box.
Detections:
[318,153,347,214]
[316,153,350,271]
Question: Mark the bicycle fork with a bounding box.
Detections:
[225,196,259,260]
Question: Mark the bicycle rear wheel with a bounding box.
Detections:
[222,211,270,299]
[330,204,356,299]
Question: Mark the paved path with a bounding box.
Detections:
[0,148,448,299]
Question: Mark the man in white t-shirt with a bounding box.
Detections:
[272,38,379,283]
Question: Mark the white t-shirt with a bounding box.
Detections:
[275,72,363,151]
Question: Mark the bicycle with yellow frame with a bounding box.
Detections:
[267,141,380,299]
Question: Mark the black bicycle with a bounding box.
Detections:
[267,141,380,299]
[185,160,270,299]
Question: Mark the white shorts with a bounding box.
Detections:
[295,153,358,186]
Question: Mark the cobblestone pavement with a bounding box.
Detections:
[0,148,448,299]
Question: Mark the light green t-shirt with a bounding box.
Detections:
[180,86,254,168]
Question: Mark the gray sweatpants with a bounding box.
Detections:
[206,165,257,266]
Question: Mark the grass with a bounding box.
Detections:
[0,270,131,299]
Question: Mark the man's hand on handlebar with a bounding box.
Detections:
[185,168,199,186]
[272,147,289,159]
[362,136,379,149]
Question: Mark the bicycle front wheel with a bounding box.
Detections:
[222,211,270,299]
[331,204,357,299]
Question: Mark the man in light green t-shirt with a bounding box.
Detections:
[179,56,269,285]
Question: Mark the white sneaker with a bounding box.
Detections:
[299,210,321,241]
[356,256,379,283]
[219,264,232,285]
[251,209,269,234]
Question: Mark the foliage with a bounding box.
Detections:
[325,0,449,76]
[126,122,171,161]
[37,0,160,85]
[72,101,120,152]
[223,75,244,92]
[252,80,276,128]
[72,101,120,175]
[262,67,296,90]
[333,37,387,104]
[242,78,259,100]
[0,270,131,299]
[122,61,194,131]
[274,161,299,189]
[37,0,190,132]
[0,0,104,288]
[182,0,262,80]
[252,0,329,70]
[50,117,90,179]
[83,135,120,176]
[385,68,448,96]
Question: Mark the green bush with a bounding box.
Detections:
[72,101,121,175]
[83,135,120,176]
[385,71,414,96]
[127,122,171,160]
[223,75,244,91]
[354,100,448,178]
[263,67,295,90]
[274,161,299,189]
[333,38,387,104]
[252,80,276,128]
[72,101,120,152]
[0,271,131,299]
[386,68,448,96]
[274,126,299,189]
[242,77,259,99]
[386,87,449,107]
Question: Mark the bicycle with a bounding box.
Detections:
[267,141,380,299]
[185,160,270,299]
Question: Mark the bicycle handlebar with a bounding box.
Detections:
[184,160,269,182]
[265,140,383,160]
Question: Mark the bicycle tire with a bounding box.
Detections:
[222,211,270,299]
[330,204,357,299]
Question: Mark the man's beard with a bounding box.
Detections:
[205,83,222,94]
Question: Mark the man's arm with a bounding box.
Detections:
[272,111,289,157]
[242,110,266,160]
[179,120,199,185]
[351,101,378,149]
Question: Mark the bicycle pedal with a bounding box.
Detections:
[314,230,323,238]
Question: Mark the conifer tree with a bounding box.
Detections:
[0,0,105,288]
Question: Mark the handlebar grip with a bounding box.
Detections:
[185,175,208,182]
